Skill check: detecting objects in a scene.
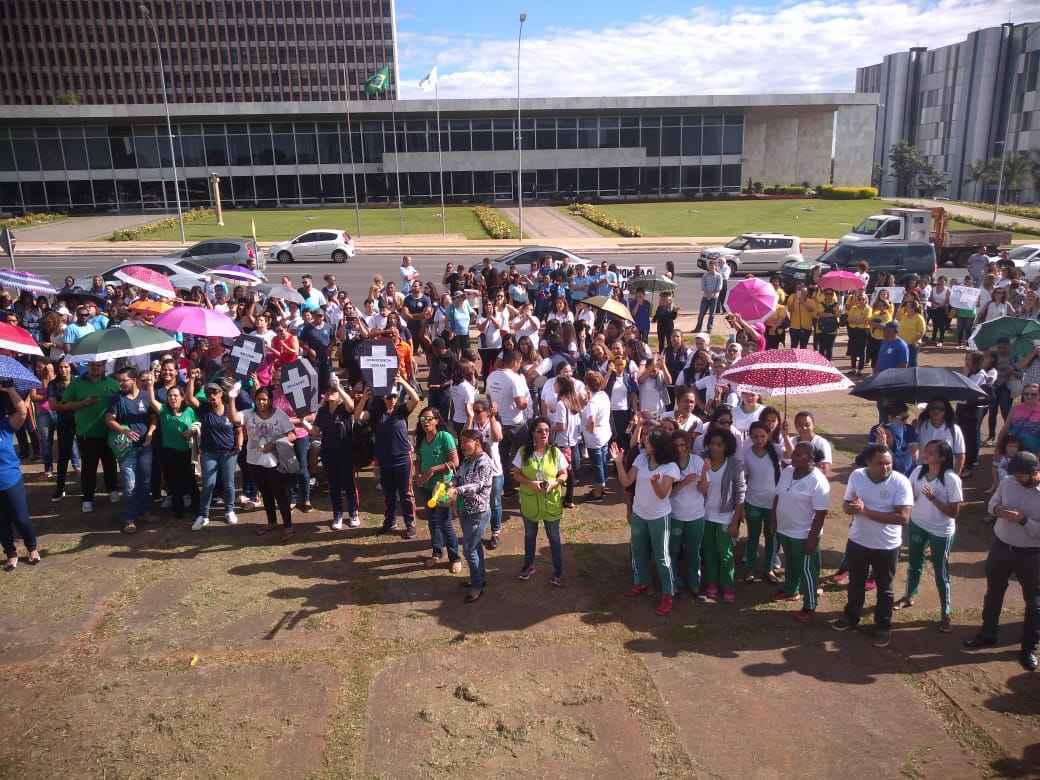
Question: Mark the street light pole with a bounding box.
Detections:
[139,3,185,243]
[517,12,527,244]
[993,23,1039,227]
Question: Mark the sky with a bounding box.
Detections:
[393,0,1036,99]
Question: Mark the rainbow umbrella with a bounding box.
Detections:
[113,266,176,299]
[153,306,241,338]
[726,277,779,323]
[0,322,42,356]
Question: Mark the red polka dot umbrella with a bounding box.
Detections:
[721,348,852,414]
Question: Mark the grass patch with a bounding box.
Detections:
[556,199,1033,240]
[141,205,505,241]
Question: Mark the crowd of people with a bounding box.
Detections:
[0,251,1035,670]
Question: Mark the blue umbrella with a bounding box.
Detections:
[0,356,41,394]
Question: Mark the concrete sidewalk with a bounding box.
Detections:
[11,213,172,241]
[499,205,602,238]
[899,198,1040,232]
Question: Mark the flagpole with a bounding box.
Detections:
[391,82,404,235]
[342,65,362,239]
[435,79,446,237]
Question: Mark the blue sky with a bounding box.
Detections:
[392,0,1033,99]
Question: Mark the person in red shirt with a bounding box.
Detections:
[271,320,299,367]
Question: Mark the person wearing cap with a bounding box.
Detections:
[447,290,475,356]
[964,451,1040,671]
[184,376,242,531]
[299,307,335,395]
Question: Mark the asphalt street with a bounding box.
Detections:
[17,251,713,310]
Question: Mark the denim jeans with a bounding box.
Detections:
[694,296,717,332]
[291,435,311,504]
[586,446,608,487]
[460,510,491,589]
[418,485,459,561]
[37,410,55,473]
[489,474,504,535]
[199,450,236,518]
[0,480,34,558]
[118,445,153,524]
[523,518,562,577]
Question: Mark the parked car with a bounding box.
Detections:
[780,240,937,293]
[1000,244,1040,281]
[267,229,355,263]
[168,237,260,270]
[468,245,590,275]
[74,258,212,292]
[697,233,803,274]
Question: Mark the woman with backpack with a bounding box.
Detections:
[513,416,569,587]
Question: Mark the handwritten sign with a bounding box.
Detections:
[871,286,905,305]
[357,339,399,396]
[949,285,980,310]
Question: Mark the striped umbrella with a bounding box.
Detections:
[0,269,57,296]
[0,322,42,356]
[113,266,176,299]
[68,324,181,364]
[212,264,262,284]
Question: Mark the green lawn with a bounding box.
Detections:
[558,199,1029,239]
[143,206,507,241]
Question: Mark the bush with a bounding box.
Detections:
[762,184,810,195]
[472,206,513,239]
[817,185,878,200]
[0,212,67,229]
[566,203,643,237]
[110,208,213,240]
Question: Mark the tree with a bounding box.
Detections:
[967,158,999,201]
[1000,151,1034,203]
[888,141,930,196]
[53,90,80,105]
[916,167,948,198]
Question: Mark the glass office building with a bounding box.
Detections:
[0,94,877,213]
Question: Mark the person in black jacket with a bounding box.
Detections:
[315,374,368,530]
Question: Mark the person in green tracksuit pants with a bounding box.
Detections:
[742,421,782,583]
[773,442,831,622]
[894,440,962,633]
[613,429,680,616]
[700,429,745,603]
[667,428,707,595]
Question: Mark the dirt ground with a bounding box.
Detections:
[1,341,1038,779]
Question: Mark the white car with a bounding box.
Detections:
[75,258,212,292]
[697,233,803,274]
[268,229,355,264]
[1002,245,1040,281]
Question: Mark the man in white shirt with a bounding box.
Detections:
[833,444,912,647]
[485,349,530,494]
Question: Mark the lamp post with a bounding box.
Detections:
[993,23,1039,226]
[139,3,185,243]
[517,12,527,244]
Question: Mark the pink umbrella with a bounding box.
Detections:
[113,266,176,299]
[721,347,853,416]
[0,322,42,356]
[820,270,865,292]
[152,306,241,338]
[725,277,778,323]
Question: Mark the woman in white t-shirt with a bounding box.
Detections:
[611,428,681,616]
[477,297,509,386]
[742,421,783,584]
[700,427,746,603]
[581,371,613,500]
[773,441,831,620]
[449,363,478,436]
[237,386,296,537]
[551,376,585,509]
[914,400,966,474]
[547,296,575,326]
[894,440,962,632]
[787,411,833,477]
[731,392,765,436]
[668,428,707,595]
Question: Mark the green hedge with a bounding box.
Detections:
[817,185,878,200]
[472,206,513,239]
[762,184,811,195]
[947,201,1040,222]
[0,212,67,229]
[110,208,214,241]
[567,203,643,237]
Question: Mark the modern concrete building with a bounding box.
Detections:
[0,0,399,105]
[0,94,876,213]
[857,21,1040,201]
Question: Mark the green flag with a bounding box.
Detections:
[363,66,391,96]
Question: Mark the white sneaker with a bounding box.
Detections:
[348,514,361,528]
[225,511,239,526]
[109,492,121,504]
[331,516,344,531]
[82,500,94,513]
[161,496,172,509]
[191,515,209,531]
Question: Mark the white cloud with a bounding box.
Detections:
[396,0,1032,99]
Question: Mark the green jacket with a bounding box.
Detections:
[516,445,565,523]
[63,375,119,438]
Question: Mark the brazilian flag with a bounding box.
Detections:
[363,66,391,96]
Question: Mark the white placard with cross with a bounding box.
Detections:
[280,358,317,414]
[229,334,265,380]
[359,341,399,396]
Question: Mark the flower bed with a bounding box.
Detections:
[0,212,67,229]
[816,185,878,200]
[566,203,642,237]
[110,208,214,241]
[472,206,514,239]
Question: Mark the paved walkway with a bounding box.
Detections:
[12,213,173,241]
[900,198,1040,233]
[498,205,602,239]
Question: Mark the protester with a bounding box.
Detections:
[513,416,568,587]
[62,359,119,513]
[235,386,295,539]
[146,380,198,519]
[184,376,241,531]
[449,428,495,603]
[105,366,156,534]
[415,406,461,571]
[315,375,362,530]
[0,383,39,570]
[700,428,745,603]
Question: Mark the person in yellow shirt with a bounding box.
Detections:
[814,288,843,360]
[896,297,927,366]
[867,290,894,369]
[844,289,872,375]
[762,301,790,349]
[786,283,819,349]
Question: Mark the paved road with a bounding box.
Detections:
[899,198,1040,232]
[18,250,713,310]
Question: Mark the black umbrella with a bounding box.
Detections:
[850,367,988,404]
[56,287,107,306]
